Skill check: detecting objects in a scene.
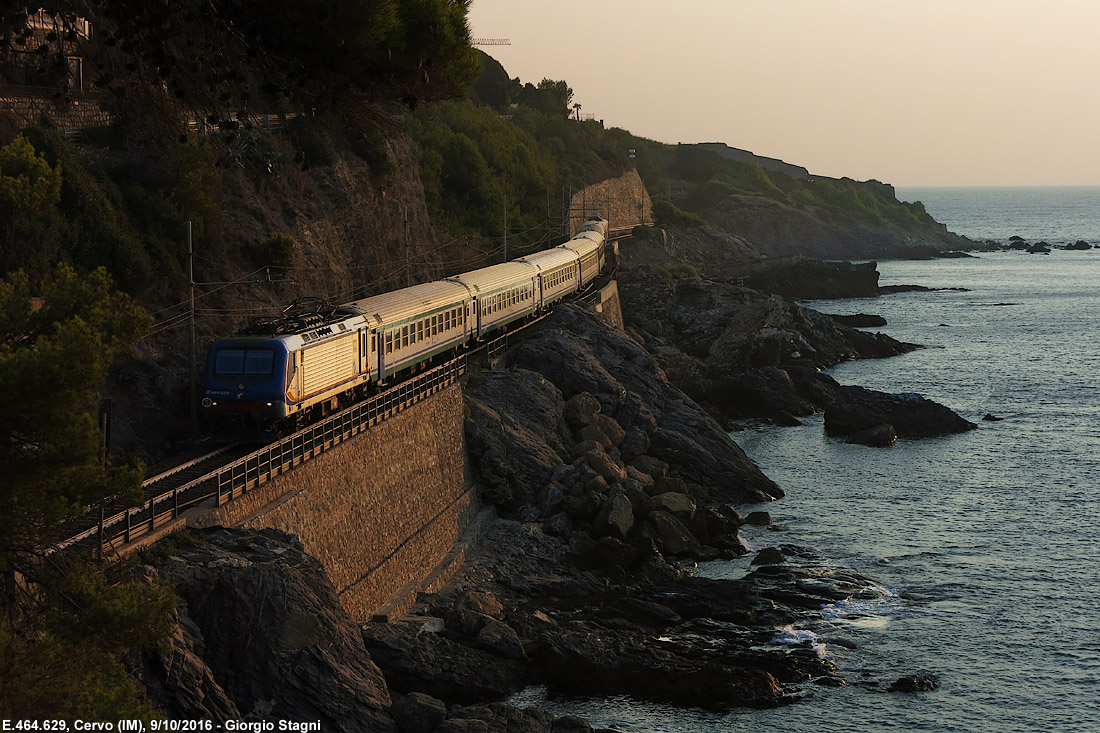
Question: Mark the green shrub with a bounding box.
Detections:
[655,262,699,282]
[247,233,296,268]
[0,134,62,214]
[652,199,705,228]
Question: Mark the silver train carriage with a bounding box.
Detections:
[200,217,609,431]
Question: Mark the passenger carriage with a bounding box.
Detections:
[445,262,538,339]
[342,280,472,384]
[201,218,609,434]
[515,246,582,309]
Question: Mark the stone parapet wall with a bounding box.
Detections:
[571,168,652,235]
[194,384,472,622]
[589,280,624,330]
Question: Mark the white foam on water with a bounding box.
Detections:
[771,624,829,659]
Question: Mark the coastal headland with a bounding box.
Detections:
[136,248,976,728]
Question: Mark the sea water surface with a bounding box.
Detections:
[517,191,1100,731]
[896,185,1100,243]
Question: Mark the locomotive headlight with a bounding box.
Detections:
[266,402,273,407]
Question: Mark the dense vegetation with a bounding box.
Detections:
[405,53,643,257]
[667,145,936,228]
[0,0,480,127]
[0,0,495,714]
[407,53,937,257]
[0,264,174,717]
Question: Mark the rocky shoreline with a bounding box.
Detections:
[133,263,973,729]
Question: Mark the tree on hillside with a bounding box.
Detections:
[518,79,573,118]
[0,0,481,127]
[0,264,150,560]
[0,133,62,275]
[0,264,173,718]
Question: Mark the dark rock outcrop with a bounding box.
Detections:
[824,385,976,439]
[829,313,888,328]
[743,259,880,299]
[136,528,397,732]
[617,272,919,425]
[890,672,940,692]
[472,303,784,504]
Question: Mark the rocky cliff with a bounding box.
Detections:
[707,194,966,259]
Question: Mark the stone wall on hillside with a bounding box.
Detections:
[570,168,652,235]
[193,384,474,622]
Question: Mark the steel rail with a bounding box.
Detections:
[55,232,630,559]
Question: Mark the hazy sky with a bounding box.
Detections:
[467,0,1100,187]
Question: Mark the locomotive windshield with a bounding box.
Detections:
[214,348,275,377]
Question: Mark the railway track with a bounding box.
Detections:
[52,232,632,561]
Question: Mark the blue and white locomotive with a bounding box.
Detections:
[201,217,609,431]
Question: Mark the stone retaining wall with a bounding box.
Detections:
[571,168,652,235]
[194,384,472,622]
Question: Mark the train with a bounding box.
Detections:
[200,217,610,433]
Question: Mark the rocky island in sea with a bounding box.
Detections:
[134,245,975,729]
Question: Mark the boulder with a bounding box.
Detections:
[651,492,696,520]
[389,693,447,733]
[576,423,611,448]
[889,672,940,692]
[563,392,601,428]
[846,423,897,447]
[512,305,785,503]
[595,414,627,447]
[455,591,503,619]
[583,475,609,494]
[647,510,702,556]
[475,620,526,661]
[824,385,976,438]
[619,427,651,459]
[563,493,601,521]
[584,449,627,483]
[593,491,634,540]
[829,313,887,328]
[744,511,772,526]
[362,622,537,703]
[751,547,786,566]
[139,528,396,732]
[621,483,656,515]
[625,465,654,487]
[630,455,668,478]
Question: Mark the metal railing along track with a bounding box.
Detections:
[55,356,467,560]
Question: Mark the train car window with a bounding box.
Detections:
[418,321,424,341]
[402,325,409,348]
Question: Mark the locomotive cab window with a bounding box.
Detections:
[215,348,274,378]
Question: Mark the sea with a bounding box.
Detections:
[516,187,1100,731]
